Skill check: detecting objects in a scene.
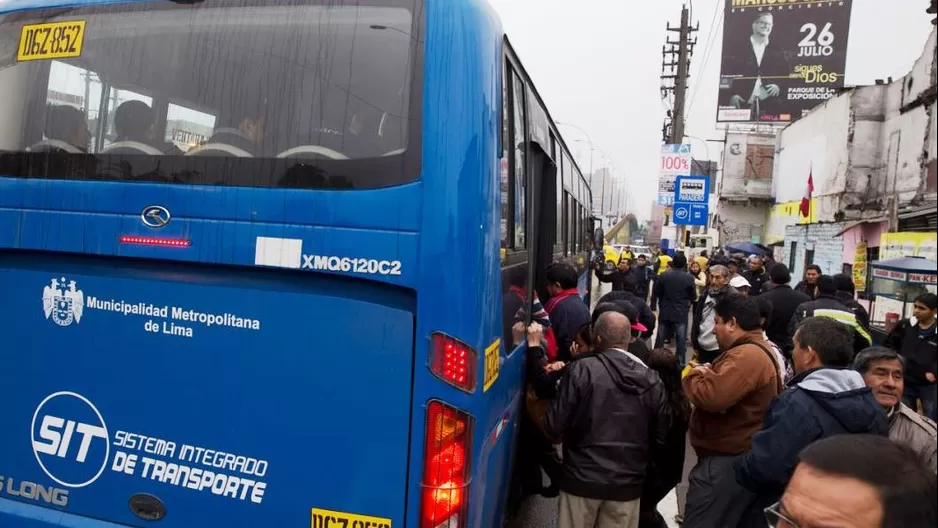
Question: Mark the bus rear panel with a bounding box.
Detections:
[1,0,427,526]
[0,0,593,526]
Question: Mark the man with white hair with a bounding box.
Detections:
[691,264,739,365]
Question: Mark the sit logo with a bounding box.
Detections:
[31,392,110,488]
[42,277,85,327]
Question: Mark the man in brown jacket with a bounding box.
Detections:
[682,294,781,527]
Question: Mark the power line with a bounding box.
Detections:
[686,2,724,116]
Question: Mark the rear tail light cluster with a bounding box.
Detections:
[429,333,477,392]
[421,401,472,528]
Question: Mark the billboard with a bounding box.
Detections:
[716,0,853,123]
[658,144,692,206]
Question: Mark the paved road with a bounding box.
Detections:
[515,277,681,527]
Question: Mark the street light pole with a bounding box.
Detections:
[556,122,625,218]
[683,135,711,163]
[556,121,596,210]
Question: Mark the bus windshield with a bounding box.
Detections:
[0,0,422,189]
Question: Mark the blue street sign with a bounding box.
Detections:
[673,175,710,226]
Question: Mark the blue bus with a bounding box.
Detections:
[0,0,595,526]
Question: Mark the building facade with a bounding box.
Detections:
[715,131,776,244]
[770,26,937,280]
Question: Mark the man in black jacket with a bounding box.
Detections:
[759,264,810,355]
[832,273,871,332]
[594,255,634,292]
[595,256,653,301]
[885,293,938,422]
[653,253,697,367]
[795,265,822,300]
[545,311,670,528]
[633,254,656,301]
[788,275,872,355]
[743,255,771,296]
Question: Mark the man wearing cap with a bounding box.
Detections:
[730,275,752,295]
[598,275,657,341]
[652,252,697,367]
[593,300,652,363]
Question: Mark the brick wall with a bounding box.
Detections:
[781,222,847,280]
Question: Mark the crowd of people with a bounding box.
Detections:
[506,248,937,528]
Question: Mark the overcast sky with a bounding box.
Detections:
[487,0,935,221]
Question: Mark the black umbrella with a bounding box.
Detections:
[725,241,771,256]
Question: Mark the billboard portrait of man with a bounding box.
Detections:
[722,12,790,117]
[717,1,853,124]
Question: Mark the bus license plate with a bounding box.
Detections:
[311,508,390,528]
[18,21,86,62]
[483,339,500,392]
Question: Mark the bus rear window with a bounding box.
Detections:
[0,0,423,189]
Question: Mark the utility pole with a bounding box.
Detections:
[669,6,694,144]
[661,5,696,145]
[660,4,697,248]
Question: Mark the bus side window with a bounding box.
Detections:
[500,65,511,250]
[165,103,216,153]
[41,61,101,151]
[556,152,563,254]
[499,61,529,354]
[510,68,526,250]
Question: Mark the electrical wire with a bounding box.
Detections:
[686,1,724,116]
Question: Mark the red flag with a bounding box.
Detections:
[799,169,814,218]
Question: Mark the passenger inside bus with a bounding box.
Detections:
[39,104,91,153]
[110,100,182,155]
[196,110,267,158]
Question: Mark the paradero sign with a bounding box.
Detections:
[716,0,854,124]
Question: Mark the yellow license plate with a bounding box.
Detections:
[18,21,86,62]
[483,339,500,392]
[311,508,391,528]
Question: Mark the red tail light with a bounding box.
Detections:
[429,333,477,392]
[421,401,472,528]
[120,235,191,247]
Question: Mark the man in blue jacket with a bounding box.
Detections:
[734,316,889,525]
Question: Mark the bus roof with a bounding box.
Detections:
[0,0,151,15]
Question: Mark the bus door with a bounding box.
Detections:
[527,140,558,305]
